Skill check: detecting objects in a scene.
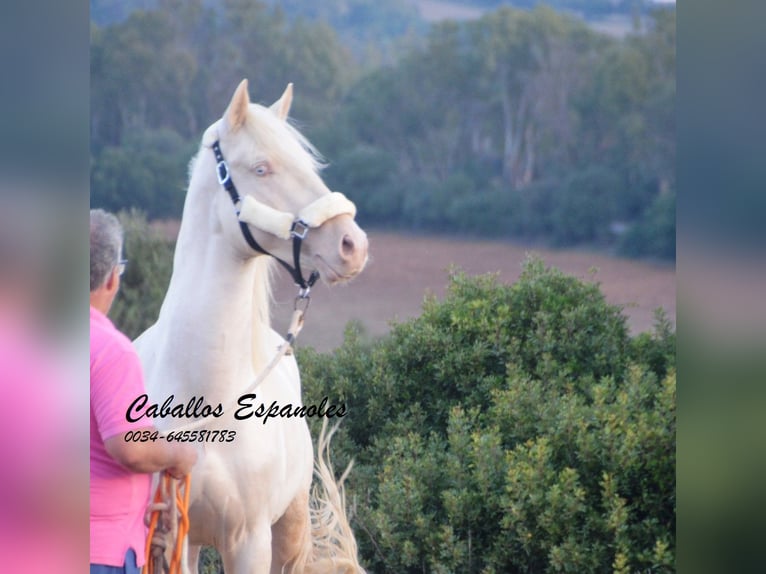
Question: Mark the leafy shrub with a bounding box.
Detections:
[629,308,676,381]
[199,547,223,574]
[108,210,174,340]
[618,190,676,261]
[325,145,402,225]
[91,127,195,220]
[551,166,621,246]
[447,183,522,237]
[509,177,559,239]
[299,258,675,573]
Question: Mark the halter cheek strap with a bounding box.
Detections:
[211,140,357,292]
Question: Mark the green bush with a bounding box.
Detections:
[551,167,621,246]
[108,210,174,340]
[447,184,521,238]
[299,258,675,573]
[510,178,559,240]
[325,145,403,224]
[618,190,676,261]
[91,127,195,220]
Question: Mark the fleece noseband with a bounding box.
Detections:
[212,140,356,293]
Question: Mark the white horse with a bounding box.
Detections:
[133,79,368,573]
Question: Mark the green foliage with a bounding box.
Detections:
[90,0,354,220]
[199,547,223,574]
[618,190,676,261]
[107,210,174,340]
[628,308,676,380]
[91,128,195,219]
[298,259,675,572]
[550,166,621,245]
[324,145,403,225]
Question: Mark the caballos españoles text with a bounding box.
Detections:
[126,393,347,425]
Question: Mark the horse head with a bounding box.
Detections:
[200,79,368,285]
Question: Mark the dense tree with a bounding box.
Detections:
[91,10,199,148]
[323,5,674,253]
[466,7,604,186]
[91,0,353,218]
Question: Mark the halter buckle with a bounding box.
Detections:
[216,160,231,186]
[294,291,312,311]
[291,219,309,240]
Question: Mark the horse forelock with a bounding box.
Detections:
[244,104,326,174]
[192,102,326,188]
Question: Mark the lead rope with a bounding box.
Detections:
[232,298,308,392]
[143,474,191,574]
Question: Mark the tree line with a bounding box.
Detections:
[91,0,675,260]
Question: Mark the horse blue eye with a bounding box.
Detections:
[254,162,270,176]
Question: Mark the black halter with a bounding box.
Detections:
[212,140,319,292]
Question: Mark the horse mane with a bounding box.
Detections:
[244,104,327,174]
[191,99,326,178]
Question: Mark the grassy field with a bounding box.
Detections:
[267,231,676,352]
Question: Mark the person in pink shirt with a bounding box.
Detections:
[90,209,197,574]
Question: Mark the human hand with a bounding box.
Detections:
[165,443,198,479]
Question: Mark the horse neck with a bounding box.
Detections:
[158,161,274,397]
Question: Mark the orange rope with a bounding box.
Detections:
[143,474,191,574]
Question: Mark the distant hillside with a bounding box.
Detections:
[91,0,662,30]
[409,0,648,20]
[423,0,675,37]
[91,0,159,25]
[412,0,486,22]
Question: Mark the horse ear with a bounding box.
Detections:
[270,83,293,121]
[225,79,250,131]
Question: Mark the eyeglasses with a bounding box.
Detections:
[117,259,128,276]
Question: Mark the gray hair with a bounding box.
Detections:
[90,209,123,291]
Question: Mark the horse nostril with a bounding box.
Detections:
[341,234,355,259]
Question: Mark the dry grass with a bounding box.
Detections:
[270,231,675,352]
[152,222,675,352]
